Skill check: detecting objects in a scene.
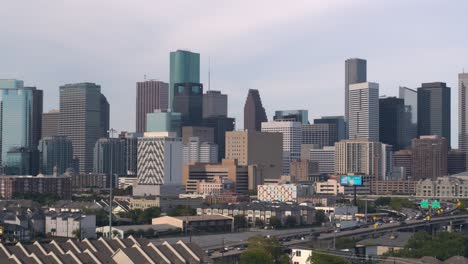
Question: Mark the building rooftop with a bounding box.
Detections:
[357,232,412,248]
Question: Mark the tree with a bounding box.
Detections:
[246,235,286,263]
[234,215,247,229]
[255,219,264,228]
[72,229,82,240]
[315,210,327,225]
[375,197,391,207]
[240,248,273,264]
[269,216,282,229]
[112,230,120,238]
[310,251,350,264]
[145,228,155,238]
[126,229,135,237]
[335,237,356,250]
[285,216,297,228]
[168,205,196,217]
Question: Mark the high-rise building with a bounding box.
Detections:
[120,132,142,176]
[459,73,468,169]
[261,121,302,175]
[345,58,367,137]
[302,124,337,148]
[448,150,466,175]
[335,139,383,177]
[202,117,235,161]
[135,80,169,133]
[172,82,203,127]
[379,97,405,150]
[274,110,309,124]
[393,150,413,179]
[348,82,379,141]
[38,136,73,175]
[290,159,319,182]
[411,135,448,180]
[93,138,127,176]
[169,50,200,109]
[399,87,418,149]
[59,83,109,173]
[417,82,451,147]
[203,90,227,119]
[183,137,218,164]
[146,110,182,135]
[0,80,43,175]
[313,116,346,142]
[244,89,267,131]
[42,110,60,137]
[225,130,283,180]
[182,126,214,145]
[309,146,335,174]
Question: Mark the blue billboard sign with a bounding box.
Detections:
[339,175,363,186]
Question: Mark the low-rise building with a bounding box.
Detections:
[356,232,412,258]
[371,180,416,195]
[257,183,314,202]
[314,179,344,195]
[416,174,468,198]
[122,196,204,211]
[0,174,71,199]
[291,246,313,264]
[72,172,118,192]
[96,224,177,238]
[45,212,96,239]
[152,215,234,233]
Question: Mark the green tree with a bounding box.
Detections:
[285,216,297,228]
[315,210,327,225]
[246,235,286,263]
[255,219,264,228]
[269,216,282,229]
[335,237,356,250]
[126,229,135,237]
[234,215,247,229]
[72,229,82,240]
[310,251,350,264]
[375,197,391,207]
[145,228,155,238]
[167,205,196,217]
[240,248,273,264]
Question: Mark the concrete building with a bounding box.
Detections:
[290,159,320,182]
[183,137,218,164]
[152,215,234,233]
[371,180,416,195]
[45,212,96,239]
[357,232,412,258]
[448,150,466,175]
[172,82,203,127]
[291,247,313,264]
[348,82,379,141]
[302,123,337,148]
[225,130,283,179]
[182,126,214,144]
[459,73,468,169]
[201,116,235,161]
[345,58,367,137]
[257,184,313,202]
[379,97,405,150]
[196,175,235,195]
[38,136,73,175]
[120,132,142,176]
[169,50,200,109]
[41,109,60,137]
[314,116,346,142]
[399,87,418,149]
[335,139,383,177]
[411,135,448,180]
[261,121,302,175]
[393,150,413,180]
[135,80,169,133]
[309,146,335,174]
[314,179,344,195]
[416,174,468,198]
[274,110,308,124]
[72,172,117,192]
[203,90,227,118]
[93,138,127,176]
[0,174,72,200]
[244,89,267,131]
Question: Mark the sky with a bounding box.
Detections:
[1,0,467,147]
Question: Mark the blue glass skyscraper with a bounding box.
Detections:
[169,50,200,109]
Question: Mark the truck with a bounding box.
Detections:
[335,221,360,231]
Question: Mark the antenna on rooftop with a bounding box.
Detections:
[144,74,147,80]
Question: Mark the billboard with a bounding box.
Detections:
[339,175,363,186]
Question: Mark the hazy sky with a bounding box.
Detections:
[1,0,467,147]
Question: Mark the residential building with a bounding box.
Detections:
[172,82,203,127]
[411,135,448,180]
[302,123,337,148]
[41,109,60,137]
[182,126,214,144]
[125,196,203,211]
[348,82,379,141]
[291,247,313,264]
[399,87,418,149]
[71,172,117,192]
[244,89,267,131]
[309,146,335,174]
[183,137,218,164]
[314,116,346,142]
[459,73,468,169]
[45,212,96,239]
[201,116,235,161]
[203,90,227,118]
[393,150,413,180]
[417,82,451,147]
[335,139,383,177]
[93,138,127,175]
[225,130,283,180]
[257,184,313,202]
[169,50,200,109]
[196,175,235,195]
[290,159,320,182]
[59,83,109,173]
[345,58,367,137]
[356,232,412,258]
[0,175,71,199]
[448,150,466,175]
[261,121,302,175]
[38,136,73,175]
[416,174,468,198]
[379,97,405,150]
[274,110,309,124]
[146,110,182,135]
[152,215,234,233]
[135,80,169,133]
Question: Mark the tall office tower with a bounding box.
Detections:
[172,82,203,126]
[274,110,309,124]
[448,150,466,175]
[290,159,319,182]
[334,139,383,177]
[345,58,367,137]
[42,110,60,137]
[309,146,335,174]
[225,130,283,180]
[100,94,110,137]
[302,123,337,148]
[393,150,413,179]
[202,117,235,161]
[93,138,127,176]
[379,97,405,150]
[459,73,468,169]
[183,137,218,164]
[169,50,200,109]
[261,121,302,175]
[348,82,379,141]
[0,80,43,175]
[146,110,182,135]
[411,135,448,180]
[314,116,346,142]
[38,136,73,175]
[417,82,451,147]
[120,132,142,176]
[381,144,393,180]
[59,83,109,173]
[203,90,227,118]
[135,80,169,133]
[244,89,267,131]
[399,87,418,149]
[182,126,214,145]
[133,132,183,196]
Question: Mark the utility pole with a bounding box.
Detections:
[108,128,117,238]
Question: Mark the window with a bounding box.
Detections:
[296,251,301,256]
[294,262,299,264]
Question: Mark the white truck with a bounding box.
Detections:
[335,221,360,231]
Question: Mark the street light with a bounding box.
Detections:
[108,128,117,238]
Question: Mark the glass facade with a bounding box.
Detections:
[169,50,200,109]
[274,110,309,124]
[146,111,182,135]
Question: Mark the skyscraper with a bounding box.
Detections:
[411,135,448,180]
[182,126,214,145]
[120,132,142,176]
[417,82,451,147]
[309,146,335,175]
[313,116,346,142]
[203,90,227,119]
[348,82,379,141]
[459,73,468,169]
[302,123,337,148]
[146,110,182,135]
[172,82,203,127]
[135,80,169,133]
[334,139,383,177]
[202,117,235,161]
[93,138,127,176]
[244,89,267,131]
[38,136,73,175]
[169,50,200,109]
[42,109,60,137]
[183,137,218,164]
[379,97,405,150]
[399,87,418,149]
[345,58,367,137]
[274,110,309,124]
[59,83,109,173]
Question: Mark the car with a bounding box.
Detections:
[224,246,234,251]
[236,245,246,251]
[205,249,214,256]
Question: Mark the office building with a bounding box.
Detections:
[314,116,346,142]
[133,132,183,196]
[120,132,142,176]
[393,150,413,179]
[379,97,405,150]
[182,126,214,144]
[135,80,169,133]
[314,179,344,195]
[59,83,109,173]
[416,175,468,198]
[42,109,60,137]
[448,150,466,175]
[411,135,448,180]
[459,73,468,169]
[172,82,203,126]
[335,139,383,177]
[399,87,418,149]
[345,58,367,136]
[38,136,73,175]
[309,146,335,174]
[169,50,200,109]
[202,116,235,161]
[290,159,319,182]
[146,110,181,135]
[274,110,308,124]
[244,89,267,131]
[203,90,227,118]
[225,130,283,179]
[417,82,451,147]
[0,80,43,175]
[0,175,71,200]
[261,121,302,175]
[348,82,379,141]
[93,138,127,176]
[183,137,218,164]
[302,123,337,148]
[381,144,393,179]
